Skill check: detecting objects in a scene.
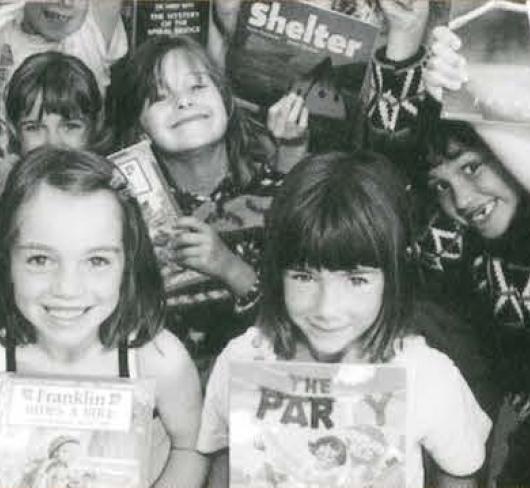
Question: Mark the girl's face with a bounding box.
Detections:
[139,49,228,154]
[18,94,90,155]
[10,183,125,351]
[283,266,384,361]
[428,148,520,240]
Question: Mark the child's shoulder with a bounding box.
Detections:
[393,334,459,372]
[220,326,276,362]
[137,329,197,378]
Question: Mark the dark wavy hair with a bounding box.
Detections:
[259,151,415,362]
[0,147,165,348]
[108,35,269,187]
[5,51,107,153]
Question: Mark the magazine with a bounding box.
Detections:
[122,0,210,49]
[109,141,271,308]
[0,374,155,488]
[229,361,406,488]
[442,0,530,124]
[227,0,380,122]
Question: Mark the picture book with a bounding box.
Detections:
[229,361,407,488]
[109,141,272,308]
[0,374,155,488]
[442,0,530,124]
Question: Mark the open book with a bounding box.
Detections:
[442,0,530,124]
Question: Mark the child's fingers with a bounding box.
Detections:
[299,106,309,131]
[287,95,306,124]
[174,216,209,233]
[430,25,462,52]
[172,231,206,248]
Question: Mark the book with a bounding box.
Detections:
[227,0,380,149]
[442,0,530,124]
[122,0,210,50]
[229,361,406,488]
[0,374,155,488]
[109,141,272,308]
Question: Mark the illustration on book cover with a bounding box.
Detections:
[229,361,406,488]
[442,0,530,124]
[0,375,155,488]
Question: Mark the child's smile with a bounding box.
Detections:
[428,150,520,239]
[283,266,384,361]
[10,182,124,351]
[23,0,89,42]
[140,49,228,153]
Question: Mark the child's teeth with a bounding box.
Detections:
[472,202,494,222]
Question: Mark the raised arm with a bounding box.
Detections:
[141,330,208,488]
[424,26,530,194]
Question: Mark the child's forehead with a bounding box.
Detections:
[157,49,210,84]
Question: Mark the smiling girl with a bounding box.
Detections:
[108,34,308,373]
[197,151,491,487]
[0,147,206,488]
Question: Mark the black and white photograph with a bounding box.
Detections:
[0,0,528,487]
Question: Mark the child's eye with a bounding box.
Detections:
[63,120,85,131]
[462,161,482,176]
[428,179,450,194]
[348,274,369,285]
[190,83,208,92]
[88,256,110,268]
[26,254,52,268]
[20,123,42,133]
[292,272,314,282]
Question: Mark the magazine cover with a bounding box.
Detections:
[122,0,210,50]
[229,361,406,488]
[109,141,272,308]
[227,0,380,121]
[442,0,530,124]
[0,374,155,488]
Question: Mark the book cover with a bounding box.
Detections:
[227,0,380,121]
[229,361,406,488]
[442,0,530,124]
[122,0,210,50]
[0,374,155,488]
[109,141,271,308]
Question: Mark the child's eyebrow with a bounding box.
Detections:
[14,243,123,254]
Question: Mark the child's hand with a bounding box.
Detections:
[267,93,309,143]
[424,26,468,101]
[173,216,234,279]
[380,0,430,61]
[173,217,258,296]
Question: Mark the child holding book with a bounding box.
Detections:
[412,25,530,487]
[0,147,207,488]
[109,34,308,374]
[197,151,492,487]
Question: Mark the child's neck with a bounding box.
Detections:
[158,141,230,196]
[295,341,367,364]
[35,337,105,366]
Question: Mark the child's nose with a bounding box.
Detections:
[51,265,83,297]
[315,282,341,320]
[452,180,475,212]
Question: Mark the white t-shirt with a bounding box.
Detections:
[0,2,127,99]
[197,326,492,488]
